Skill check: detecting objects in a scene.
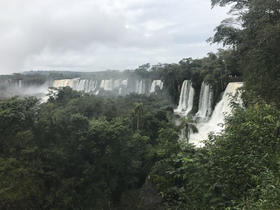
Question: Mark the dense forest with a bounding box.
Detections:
[1,0,280,209]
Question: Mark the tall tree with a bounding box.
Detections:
[211,0,280,106]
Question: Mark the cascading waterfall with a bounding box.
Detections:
[52,78,164,96]
[118,80,128,95]
[0,78,50,102]
[18,80,22,88]
[114,80,121,89]
[195,82,213,121]
[53,78,80,89]
[84,80,98,93]
[53,78,98,93]
[77,80,98,93]
[2,79,23,88]
[174,80,195,116]
[135,80,146,94]
[150,80,163,93]
[76,79,86,91]
[100,80,114,91]
[100,79,128,94]
[189,82,243,147]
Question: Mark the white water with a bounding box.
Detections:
[77,80,98,93]
[189,82,243,147]
[100,80,114,91]
[174,80,195,116]
[52,78,164,96]
[18,80,22,88]
[118,80,128,95]
[195,82,213,121]
[53,78,99,94]
[0,78,50,102]
[99,79,128,94]
[135,80,146,94]
[150,80,163,93]
[85,80,98,93]
[53,78,79,89]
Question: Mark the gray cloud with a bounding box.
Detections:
[0,0,229,74]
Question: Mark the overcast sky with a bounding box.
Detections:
[0,0,229,74]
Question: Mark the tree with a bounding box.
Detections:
[133,102,144,130]
[211,0,280,106]
[178,117,198,143]
[152,103,280,209]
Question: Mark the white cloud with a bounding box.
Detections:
[0,0,229,74]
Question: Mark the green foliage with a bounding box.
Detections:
[0,158,45,209]
[0,89,178,209]
[1,1,280,209]
[211,0,280,106]
[152,103,280,209]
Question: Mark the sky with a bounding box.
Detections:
[0,0,229,74]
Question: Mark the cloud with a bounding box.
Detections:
[0,0,229,74]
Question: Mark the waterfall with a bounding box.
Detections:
[174,80,195,116]
[76,79,86,91]
[100,80,114,91]
[100,79,128,94]
[150,80,163,93]
[99,80,105,90]
[53,78,126,95]
[85,80,98,93]
[119,80,128,95]
[78,80,98,93]
[136,80,146,94]
[195,82,213,121]
[53,78,98,93]
[121,80,128,86]
[18,80,22,88]
[189,82,243,147]
[53,79,77,89]
[52,78,164,96]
